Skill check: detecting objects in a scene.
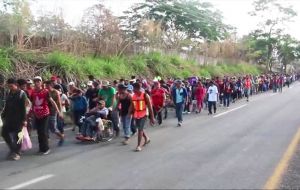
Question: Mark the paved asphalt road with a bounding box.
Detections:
[1,83,300,189]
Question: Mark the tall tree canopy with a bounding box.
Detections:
[120,0,232,42]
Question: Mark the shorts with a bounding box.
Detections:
[48,114,59,134]
[133,117,147,130]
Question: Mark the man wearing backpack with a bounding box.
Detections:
[1,78,27,160]
[70,88,88,132]
[171,80,188,127]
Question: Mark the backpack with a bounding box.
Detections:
[73,96,87,111]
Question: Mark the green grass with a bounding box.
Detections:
[0,49,263,80]
[0,48,12,75]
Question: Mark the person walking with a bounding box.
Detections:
[244,76,252,102]
[132,83,155,152]
[31,76,61,155]
[207,81,218,115]
[193,81,206,114]
[171,80,188,127]
[150,81,166,125]
[45,81,64,146]
[223,81,233,107]
[116,84,133,145]
[1,78,27,160]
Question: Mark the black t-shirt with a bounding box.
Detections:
[85,88,98,109]
[2,90,26,130]
[119,94,131,116]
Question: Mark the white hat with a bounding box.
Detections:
[68,82,75,86]
[33,76,42,81]
[102,80,110,87]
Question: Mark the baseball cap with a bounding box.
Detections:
[33,76,42,82]
[50,76,57,81]
[87,81,93,86]
[68,81,75,86]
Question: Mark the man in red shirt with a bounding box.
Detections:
[31,76,61,155]
[244,75,252,102]
[151,81,166,125]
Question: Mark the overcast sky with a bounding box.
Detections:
[31,0,300,39]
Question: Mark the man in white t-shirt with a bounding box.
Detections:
[207,81,218,115]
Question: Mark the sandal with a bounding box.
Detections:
[143,139,151,146]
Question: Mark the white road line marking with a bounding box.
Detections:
[6,174,54,190]
[0,141,5,144]
[213,104,247,118]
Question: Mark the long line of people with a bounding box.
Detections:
[0,73,298,160]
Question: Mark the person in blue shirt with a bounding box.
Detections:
[171,80,188,127]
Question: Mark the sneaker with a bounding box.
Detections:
[42,149,51,155]
[123,139,129,145]
[135,146,142,152]
[187,112,191,114]
[11,154,20,161]
[177,122,182,127]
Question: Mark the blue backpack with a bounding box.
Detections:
[73,96,87,111]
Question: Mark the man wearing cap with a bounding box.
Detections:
[171,80,187,127]
[31,76,61,155]
[98,80,119,136]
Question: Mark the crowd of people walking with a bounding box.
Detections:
[0,73,298,160]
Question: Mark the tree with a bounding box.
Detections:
[277,34,300,74]
[249,0,297,72]
[0,0,33,48]
[34,13,71,47]
[80,4,124,56]
[120,0,232,51]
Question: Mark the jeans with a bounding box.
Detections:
[175,102,184,122]
[57,117,64,134]
[34,116,50,152]
[1,127,22,155]
[80,115,96,137]
[153,107,162,125]
[208,101,217,114]
[121,115,132,138]
[48,114,59,134]
[244,88,250,100]
[223,94,231,107]
[73,110,86,130]
[111,110,120,133]
[273,84,277,93]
